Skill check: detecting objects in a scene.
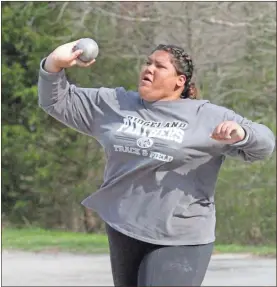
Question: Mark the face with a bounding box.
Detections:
[138,50,186,102]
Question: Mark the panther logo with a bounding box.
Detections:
[136,137,154,149]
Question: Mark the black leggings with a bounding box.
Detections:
[106,224,213,287]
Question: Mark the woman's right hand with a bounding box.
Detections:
[44,40,96,73]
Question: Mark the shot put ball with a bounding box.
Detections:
[73,38,99,62]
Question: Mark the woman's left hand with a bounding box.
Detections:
[210,121,246,144]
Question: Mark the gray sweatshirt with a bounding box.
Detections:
[38,59,275,245]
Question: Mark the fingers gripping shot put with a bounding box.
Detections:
[72,38,99,63]
[38,38,275,286]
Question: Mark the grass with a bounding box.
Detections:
[213,244,276,257]
[2,227,109,254]
[2,227,276,257]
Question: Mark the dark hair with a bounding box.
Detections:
[151,44,200,100]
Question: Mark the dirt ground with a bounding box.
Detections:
[2,250,276,286]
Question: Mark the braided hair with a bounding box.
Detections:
[151,44,199,99]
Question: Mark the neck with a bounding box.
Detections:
[159,92,182,101]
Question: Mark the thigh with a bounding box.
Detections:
[138,243,214,286]
[106,224,155,287]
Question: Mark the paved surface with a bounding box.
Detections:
[2,250,276,286]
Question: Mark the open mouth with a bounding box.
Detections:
[142,75,152,83]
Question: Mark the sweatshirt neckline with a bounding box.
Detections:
[141,98,191,107]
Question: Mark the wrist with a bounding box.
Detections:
[238,126,247,142]
[241,127,247,140]
[44,54,62,73]
[231,126,249,146]
[235,126,246,142]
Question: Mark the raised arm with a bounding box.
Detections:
[38,40,115,137]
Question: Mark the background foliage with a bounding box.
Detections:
[2,2,276,244]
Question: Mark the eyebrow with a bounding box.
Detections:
[147,57,166,65]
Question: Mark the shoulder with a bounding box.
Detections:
[115,87,141,107]
[94,86,141,108]
[198,101,232,115]
[91,86,139,101]
[115,87,140,100]
[97,86,139,99]
[196,101,239,124]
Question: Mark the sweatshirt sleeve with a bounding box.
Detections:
[38,58,116,137]
[222,109,275,162]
